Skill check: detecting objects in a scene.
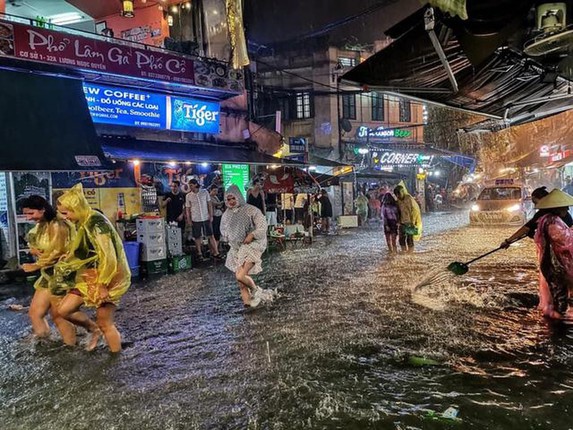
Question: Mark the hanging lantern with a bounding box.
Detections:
[167,14,174,26]
[121,0,135,18]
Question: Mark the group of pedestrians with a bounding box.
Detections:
[21,184,130,353]
[161,179,224,262]
[21,180,274,350]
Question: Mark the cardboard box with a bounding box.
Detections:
[337,215,358,228]
[140,259,168,277]
[168,255,192,273]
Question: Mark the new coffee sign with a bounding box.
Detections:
[83,83,220,134]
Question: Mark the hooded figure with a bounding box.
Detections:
[533,189,573,318]
[220,185,269,308]
[55,183,131,308]
[394,184,422,252]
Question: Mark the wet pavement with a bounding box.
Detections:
[2,210,573,429]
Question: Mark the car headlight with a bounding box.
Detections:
[471,204,480,212]
[506,204,521,212]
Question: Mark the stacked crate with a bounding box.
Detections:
[166,224,192,273]
[137,218,168,276]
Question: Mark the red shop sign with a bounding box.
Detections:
[0,20,194,85]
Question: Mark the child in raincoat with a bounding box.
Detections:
[21,195,98,346]
[533,189,573,319]
[55,184,131,352]
[393,184,422,253]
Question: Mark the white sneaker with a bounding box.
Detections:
[249,287,263,308]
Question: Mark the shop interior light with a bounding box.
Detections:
[201,162,209,168]
[308,166,317,171]
[167,161,177,167]
[131,159,141,166]
[49,12,84,25]
[185,2,192,9]
[121,0,135,18]
[171,5,179,13]
[418,167,424,174]
[185,161,192,165]
[434,170,441,176]
[167,15,174,26]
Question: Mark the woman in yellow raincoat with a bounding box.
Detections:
[55,184,131,352]
[393,184,422,253]
[21,195,98,346]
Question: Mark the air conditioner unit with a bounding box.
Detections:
[536,2,567,33]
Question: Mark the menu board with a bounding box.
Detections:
[222,164,249,199]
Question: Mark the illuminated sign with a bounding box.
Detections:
[374,151,434,166]
[539,145,550,157]
[222,164,250,199]
[83,83,220,134]
[357,125,412,140]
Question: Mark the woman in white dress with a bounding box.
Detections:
[220,185,270,308]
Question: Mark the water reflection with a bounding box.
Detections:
[2,211,573,429]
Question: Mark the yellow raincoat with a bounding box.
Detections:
[27,218,74,296]
[395,181,423,241]
[55,184,131,308]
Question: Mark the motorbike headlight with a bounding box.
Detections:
[471,204,480,212]
[506,204,521,212]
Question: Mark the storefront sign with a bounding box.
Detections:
[357,125,412,140]
[289,137,307,154]
[51,162,136,188]
[374,151,434,166]
[83,83,220,133]
[168,96,220,134]
[539,145,550,157]
[0,19,194,85]
[222,164,249,199]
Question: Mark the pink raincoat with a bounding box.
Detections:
[534,214,573,317]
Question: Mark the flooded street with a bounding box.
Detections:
[2,210,573,429]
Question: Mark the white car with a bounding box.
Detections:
[469,183,532,226]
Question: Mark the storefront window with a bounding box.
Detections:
[295,92,313,119]
[203,0,230,62]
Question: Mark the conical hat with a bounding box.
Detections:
[535,189,573,209]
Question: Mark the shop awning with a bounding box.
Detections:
[101,138,301,165]
[0,69,110,171]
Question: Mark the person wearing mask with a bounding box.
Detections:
[55,184,131,353]
[394,185,422,253]
[501,186,573,317]
[533,189,573,319]
[247,177,266,215]
[21,195,98,347]
[160,180,186,230]
[220,185,272,308]
[185,178,223,262]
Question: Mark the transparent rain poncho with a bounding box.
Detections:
[220,185,268,274]
[534,213,573,315]
[27,217,74,295]
[55,184,131,308]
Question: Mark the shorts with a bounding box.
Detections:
[266,210,277,226]
[191,220,213,239]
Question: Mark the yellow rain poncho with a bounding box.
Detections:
[27,217,74,295]
[395,181,423,241]
[55,184,131,308]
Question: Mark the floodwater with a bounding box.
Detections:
[2,210,573,429]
